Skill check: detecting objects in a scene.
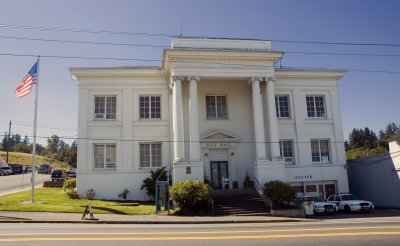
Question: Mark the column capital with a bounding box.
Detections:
[171,76,185,82]
[266,76,276,83]
[187,76,200,82]
[250,77,263,83]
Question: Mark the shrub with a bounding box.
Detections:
[169,179,211,211]
[66,189,79,199]
[63,178,76,191]
[141,167,167,199]
[264,180,295,206]
[85,189,96,200]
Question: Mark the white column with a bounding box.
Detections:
[266,77,281,160]
[251,77,267,160]
[172,76,185,161]
[189,76,201,162]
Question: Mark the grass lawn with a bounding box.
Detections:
[0,188,155,215]
[0,151,68,169]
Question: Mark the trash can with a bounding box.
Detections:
[303,201,314,216]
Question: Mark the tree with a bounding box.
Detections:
[140,167,167,199]
[348,127,377,149]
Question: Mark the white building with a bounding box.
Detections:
[70,37,349,201]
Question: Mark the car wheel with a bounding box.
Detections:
[344,205,351,213]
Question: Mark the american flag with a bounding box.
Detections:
[15,61,38,98]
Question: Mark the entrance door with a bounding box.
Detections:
[210,161,228,189]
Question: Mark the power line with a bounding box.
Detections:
[0,35,168,48]
[2,35,400,58]
[2,23,400,48]
[1,52,400,75]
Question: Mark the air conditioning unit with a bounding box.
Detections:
[95,113,105,120]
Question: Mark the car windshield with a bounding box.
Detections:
[53,170,62,174]
[312,197,325,202]
[340,194,359,201]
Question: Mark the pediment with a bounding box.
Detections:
[201,130,240,143]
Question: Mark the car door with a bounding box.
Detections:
[334,196,343,210]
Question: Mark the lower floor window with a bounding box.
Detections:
[94,144,116,169]
[140,143,161,168]
[311,139,330,163]
[279,140,294,164]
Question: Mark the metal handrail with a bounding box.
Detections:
[207,194,215,216]
[252,177,273,210]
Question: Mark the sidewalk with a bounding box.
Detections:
[0,211,310,224]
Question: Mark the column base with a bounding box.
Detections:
[254,159,286,185]
[172,161,204,184]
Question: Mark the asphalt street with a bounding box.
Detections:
[0,172,49,196]
[1,216,400,245]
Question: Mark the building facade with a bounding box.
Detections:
[70,37,349,201]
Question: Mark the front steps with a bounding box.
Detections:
[210,189,270,216]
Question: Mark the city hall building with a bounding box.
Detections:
[70,37,349,201]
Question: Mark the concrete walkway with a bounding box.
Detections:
[0,211,310,224]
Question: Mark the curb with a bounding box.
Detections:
[0,219,308,224]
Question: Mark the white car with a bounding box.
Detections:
[327,193,374,213]
[296,196,337,215]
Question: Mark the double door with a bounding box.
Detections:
[210,161,228,189]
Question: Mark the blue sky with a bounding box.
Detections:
[1,0,399,145]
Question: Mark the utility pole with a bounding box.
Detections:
[6,121,11,164]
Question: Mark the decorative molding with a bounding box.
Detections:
[187,76,200,82]
[75,73,163,80]
[166,55,279,64]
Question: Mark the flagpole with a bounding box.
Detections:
[31,56,40,203]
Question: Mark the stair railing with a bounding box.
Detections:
[252,177,273,210]
[207,194,215,216]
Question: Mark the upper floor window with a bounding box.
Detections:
[279,140,294,164]
[306,96,326,118]
[140,96,161,119]
[311,139,330,163]
[275,95,290,118]
[140,143,162,168]
[94,144,116,169]
[206,95,227,119]
[94,96,116,120]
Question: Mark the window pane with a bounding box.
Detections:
[140,96,149,119]
[306,96,315,118]
[280,140,293,163]
[106,96,116,120]
[315,96,325,117]
[311,140,320,162]
[206,96,216,118]
[94,97,105,114]
[275,96,290,118]
[94,145,104,168]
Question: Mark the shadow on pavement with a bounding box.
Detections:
[312,208,400,220]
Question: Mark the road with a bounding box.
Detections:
[0,217,400,245]
[0,173,50,196]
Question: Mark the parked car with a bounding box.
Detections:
[327,193,374,213]
[0,166,13,175]
[295,196,338,215]
[8,164,22,174]
[38,163,52,174]
[66,168,76,178]
[51,169,66,181]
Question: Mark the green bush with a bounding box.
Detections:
[63,178,76,191]
[140,167,167,199]
[65,189,79,199]
[264,180,295,206]
[170,179,211,211]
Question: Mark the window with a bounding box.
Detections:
[306,185,317,192]
[275,95,290,118]
[93,144,116,169]
[206,95,227,119]
[279,140,294,163]
[311,139,330,163]
[306,96,326,118]
[140,96,161,119]
[140,143,162,168]
[94,96,116,120]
